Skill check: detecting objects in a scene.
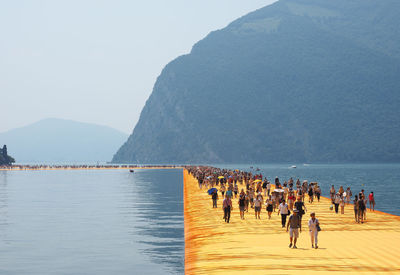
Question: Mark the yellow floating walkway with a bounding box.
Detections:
[184,170,400,274]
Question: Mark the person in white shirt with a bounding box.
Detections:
[308,212,320,249]
[340,197,345,214]
[278,199,289,227]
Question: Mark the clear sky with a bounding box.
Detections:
[1,0,276,134]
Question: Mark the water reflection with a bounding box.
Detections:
[0,171,8,240]
[124,169,184,274]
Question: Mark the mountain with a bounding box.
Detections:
[113,0,400,164]
[0,118,128,163]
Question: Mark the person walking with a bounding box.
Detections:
[330,185,336,204]
[265,195,274,219]
[233,183,238,198]
[333,192,341,214]
[212,189,218,208]
[271,192,276,211]
[262,179,268,197]
[358,193,366,223]
[297,187,303,203]
[249,189,255,209]
[267,181,271,196]
[223,195,232,223]
[254,194,262,219]
[338,186,344,197]
[368,192,375,211]
[308,185,314,203]
[226,188,232,199]
[360,189,367,220]
[238,191,246,220]
[340,196,345,214]
[294,196,307,221]
[283,183,289,201]
[278,199,289,228]
[353,195,359,223]
[315,185,321,202]
[287,209,302,249]
[287,190,296,210]
[346,187,352,204]
[308,212,320,249]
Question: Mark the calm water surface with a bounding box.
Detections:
[219,163,400,215]
[0,169,184,275]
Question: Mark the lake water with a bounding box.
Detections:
[0,168,184,275]
[219,163,400,215]
[0,164,399,275]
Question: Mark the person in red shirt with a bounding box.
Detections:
[368,192,375,211]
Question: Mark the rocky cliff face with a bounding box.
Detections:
[113,0,400,164]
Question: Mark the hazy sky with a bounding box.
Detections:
[1,0,276,134]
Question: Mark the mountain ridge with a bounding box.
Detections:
[1,118,128,163]
[113,0,400,164]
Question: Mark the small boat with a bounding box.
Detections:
[129,169,134,173]
[291,165,297,169]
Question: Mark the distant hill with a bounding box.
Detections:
[113,0,400,164]
[0,118,128,163]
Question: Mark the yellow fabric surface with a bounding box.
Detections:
[184,170,400,274]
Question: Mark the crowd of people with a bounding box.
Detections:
[187,165,376,249]
[329,185,375,223]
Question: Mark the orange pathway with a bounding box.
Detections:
[184,170,400,274]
